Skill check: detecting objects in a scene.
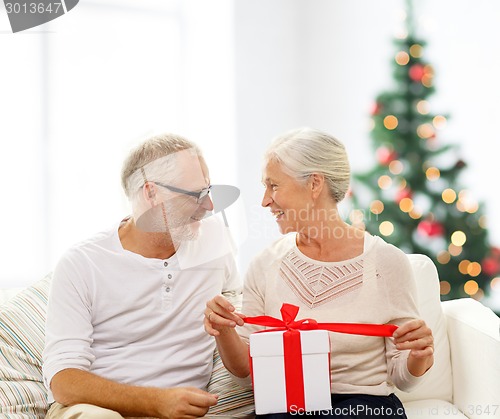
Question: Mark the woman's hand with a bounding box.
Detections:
[393,319,434,376]
[204,295,246,337]
[204,296,250,378]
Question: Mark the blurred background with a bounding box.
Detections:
[1,0,499,312]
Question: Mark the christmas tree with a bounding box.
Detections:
[350,2,500,302]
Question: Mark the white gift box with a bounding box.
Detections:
[249,329,332,415]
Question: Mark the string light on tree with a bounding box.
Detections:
[442,188,457,204]
[395,187,412,203]
[389,160,404,175]
[384,115,399,130]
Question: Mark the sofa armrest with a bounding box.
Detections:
[442,299,500,419]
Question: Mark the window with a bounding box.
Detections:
[0,0,236,287]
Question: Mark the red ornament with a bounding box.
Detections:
[491,247,500,258]
[395,188,412,203]
[376,146,398,166]
[417,220,444,237]
[409,64,425,82]
[482,247,500,276]
[371,102,383,116]
[481,257,500,276]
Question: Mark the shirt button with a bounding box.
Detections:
[165,287,171,292]
[164,261,168,267]
[168,274,172,279]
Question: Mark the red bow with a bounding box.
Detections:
[244,303,398,336]
[245,303,398,413]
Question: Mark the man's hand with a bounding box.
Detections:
[156,387,218,419]
[50,369,217,419]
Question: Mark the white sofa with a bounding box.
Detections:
[0,254,499,418]
[396,255,500,419]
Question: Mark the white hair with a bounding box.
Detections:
[121,133,202,201]
[264,127,351,203]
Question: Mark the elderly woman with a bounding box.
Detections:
[205,127,434,419]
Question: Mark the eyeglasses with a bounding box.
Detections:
[155,182,212,204]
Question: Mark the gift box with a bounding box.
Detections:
[249,329,332,415]
[244,303,398,415]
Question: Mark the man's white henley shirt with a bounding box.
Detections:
[42,218,241,402]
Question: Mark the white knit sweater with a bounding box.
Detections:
[239,232,423,395]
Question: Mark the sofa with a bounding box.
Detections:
[0,254,499,418]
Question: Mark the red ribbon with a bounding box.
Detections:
[245,303,398,412]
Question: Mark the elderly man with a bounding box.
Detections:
[43,133,241,419]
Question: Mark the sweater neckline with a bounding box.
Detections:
[290,231,378,267]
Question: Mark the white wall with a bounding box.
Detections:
[0,0,237,287]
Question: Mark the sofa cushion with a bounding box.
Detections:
[396,254,453,404]
[0,274,50,418]
[207,350,255,417]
